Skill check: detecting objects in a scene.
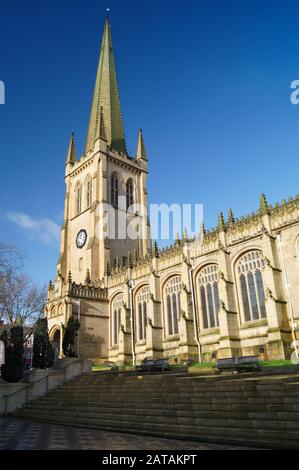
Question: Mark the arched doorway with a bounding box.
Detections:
[50,327,61,358]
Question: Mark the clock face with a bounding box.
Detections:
[76,230,87,248]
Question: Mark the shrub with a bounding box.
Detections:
[62,316,80,358]
[32,318,54,369]
[1,326,24,382]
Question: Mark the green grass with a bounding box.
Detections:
[92,359,299,372]
[188,361,216,369]
[259,359,296,367]
[92,364,111,371]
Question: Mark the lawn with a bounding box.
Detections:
[92,359,299,372]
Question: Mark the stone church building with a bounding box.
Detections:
[46,16,299,364]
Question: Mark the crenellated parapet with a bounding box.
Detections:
[69,282,108,301]
[190,193,299,258]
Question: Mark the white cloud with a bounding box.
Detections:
[6,212,60,246]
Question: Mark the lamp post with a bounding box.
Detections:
[77,300,81,358]
[128,280,136,367]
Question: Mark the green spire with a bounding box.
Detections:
[199,222,206,238]
[136,128,147,160]
[153,241,159,258]
[259,193,269,215]
[85,269,91,284]
[218,212,225,231]
[228,208,234,224]
[66,132,76,165]
[105,260,111,276]
[128,251,133,268]
[85,15,127,154]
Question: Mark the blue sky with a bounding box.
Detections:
[1,0,299,286]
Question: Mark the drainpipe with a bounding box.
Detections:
[189,260,202,363]
[277,233,299,360]
[128,279,136,366]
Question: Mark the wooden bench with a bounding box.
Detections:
[212,355,261,374]
[136,358,170,373]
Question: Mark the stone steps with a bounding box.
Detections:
[15,410,299,449]
[19,401,299,423]
[14,371,299,449]
[22,399,299,412]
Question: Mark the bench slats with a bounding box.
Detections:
[136,358,170,372]
[213,355,260,374]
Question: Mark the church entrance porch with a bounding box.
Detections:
[50,327,61,359]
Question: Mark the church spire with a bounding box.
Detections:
[66,131,76,165]
[85,15,127,155]
[136,128,147,160]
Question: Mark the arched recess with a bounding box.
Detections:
[110,172,119,208]
[125,177,134,210]
[85,174,92,209]
[74,181,82,215]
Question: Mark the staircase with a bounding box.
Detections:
[14,370,299,449]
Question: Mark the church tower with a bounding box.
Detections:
[57,15,151,283]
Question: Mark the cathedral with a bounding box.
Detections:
[46,15,299,364]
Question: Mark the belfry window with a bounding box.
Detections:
[86,179,92,208]
[198,264,220,329]
[111,174,118,208]
[126,178,134,210]
[164,276,182,336]
[111,294,123,346]
[136,285,149,341]
[76,185,82,215]
[236,251,266,322]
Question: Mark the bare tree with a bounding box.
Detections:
[0,243,46,331]
[0,242,23,275]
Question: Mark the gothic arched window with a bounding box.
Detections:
[50,305,55,318]
[126,178,134,210]
[164,276,182,336]
[111,294,122,346]
[136,285,149,341]
[236,250,266,322]
[86,178,92,208]
[198,264,220,329]
[111,174,118,209]
[76,184,82,215]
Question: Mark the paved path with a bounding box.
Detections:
[0,418,250,450]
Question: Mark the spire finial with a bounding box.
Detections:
[85,269,91,284]
[66,131,76,165]
[105,260,111,276]
[228,208,234,224]
[136,128,147,160]
[259,193,269,215]
[85,12,126,154]
[218,211,226,231]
